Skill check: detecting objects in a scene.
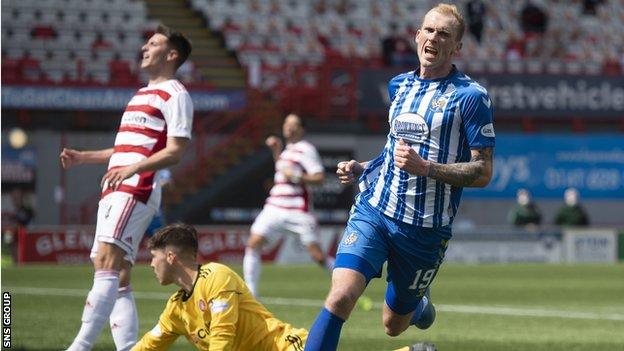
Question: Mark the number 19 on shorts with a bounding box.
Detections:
[408,268,438,290]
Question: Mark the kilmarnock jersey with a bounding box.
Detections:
[131,263,307,351]
[359,66,495,227]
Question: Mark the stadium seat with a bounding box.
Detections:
[2,0,148,86]
[3,0,623,88]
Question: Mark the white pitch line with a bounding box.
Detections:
[6,286,624,321]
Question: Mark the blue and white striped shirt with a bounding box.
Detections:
[359,67,495,227]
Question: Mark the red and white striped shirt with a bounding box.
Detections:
[265,140,324,212]
[102,79,193,208]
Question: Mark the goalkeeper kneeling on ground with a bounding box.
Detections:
[131,223,307,351]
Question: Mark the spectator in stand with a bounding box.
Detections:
[508,188,542,227]
[554,188,590,226]
[466,0,486,43]
[520,1,548,35]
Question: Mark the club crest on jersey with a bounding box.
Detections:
[342,232,358,246]
[480,123,495,137]
[198,299,207,311]
[430,95,448,111]
[391,113,430,144]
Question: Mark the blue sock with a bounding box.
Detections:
[304,307,345,351]
[409,295,428,325]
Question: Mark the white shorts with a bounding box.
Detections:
[250,205,319,245]
[91,192,156,264]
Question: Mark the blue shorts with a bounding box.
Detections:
[145,214,163,238]
[335,197,452,314]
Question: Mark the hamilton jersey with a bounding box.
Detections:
[359,66,495,227]
[266,140,324,212]
[102,79,193,209]
[131,263,307,351]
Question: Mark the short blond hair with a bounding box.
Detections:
[426,3,465,41]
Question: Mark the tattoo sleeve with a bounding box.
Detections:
[427,147,493,187]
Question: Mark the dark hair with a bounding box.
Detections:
[155,24,192,69]
[148,223,198,256]
[285,113,306,129]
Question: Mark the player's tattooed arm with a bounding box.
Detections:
[428,147,493,187]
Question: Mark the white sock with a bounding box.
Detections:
[324,256,335,272]
[243,247,262,297]
[67,270,120,351]
[109,285,138,351]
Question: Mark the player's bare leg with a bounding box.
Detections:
[304,268,367,351]
[383,288,436,337]
[324,268,367,319]
[306,242,335,272]
[67,242,124,351]
[382,303,414,336]
[109,261,138,351]
[243,233,266,297]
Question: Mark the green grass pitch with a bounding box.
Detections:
[2,262,624,350]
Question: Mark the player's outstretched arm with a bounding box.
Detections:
[131,298,182,351]
[336,160,367,185]
[101,136,189,190]
[59,147,114,169]
[282,169,325,185]
[302,171,324,185]
[130,319,180,351]
[265,135,283,161]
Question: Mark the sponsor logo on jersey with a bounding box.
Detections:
[391,113,430,144]
[480,123,495,137]
[121,114,148,125]
[210,299,229,313]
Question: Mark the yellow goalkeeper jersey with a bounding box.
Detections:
[131,262,307,351]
